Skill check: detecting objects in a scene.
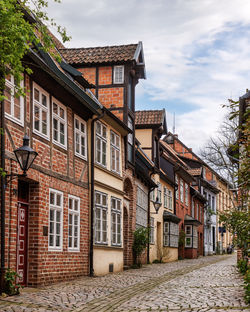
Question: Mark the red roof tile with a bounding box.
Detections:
[60,43,138,65]
[135,110,165,126]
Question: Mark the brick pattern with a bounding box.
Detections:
[78,67,96,85]
[98,88,124,109]
[2,74,90,286]
[98,66,112,85]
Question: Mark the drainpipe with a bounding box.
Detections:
[147,169,156,264]
[0,95,5,294]
[89,112,104,277]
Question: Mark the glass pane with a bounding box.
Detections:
[50,192,55,205]
[14,96,21,119]
[4,86,11,115]
[69,214,72,225]
[42,111,47,135]
[56,235,60,246]
[74,238,78,248]
[102,195,107,206]
[49,222,53,233]
[96,122,101,134]
[50,209,54,221]
[34,105,40,131]
[56,194,61,206]
[53,119,58,141]
[69,236,72,248]
[102,126,106,138]
[56,222,60,234]
[81,122,85,133]
[34,88,39,102]
[95,193,101,205]
[60,123,65,145]
[56,210,60,222]
[49,234,53,246]
[60,107,64,119]
[74,200,78,211]
[76,133,80,153]
[81,137,85,156]
[69,198,73,210]
[75,118,79,129]
[117,200,121,211]
[74,215,78,225]
[42,94,47,107]
[111,132,115,144]
[111,198,115,209]
[53,103,58,114]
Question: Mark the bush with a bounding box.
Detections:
[132,227,149,265]
[237,259,248,275]
[152,259,161,264]
[4,269,22,295]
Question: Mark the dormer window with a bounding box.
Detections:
[113,66,124,84]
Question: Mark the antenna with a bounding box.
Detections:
[173,112,175,134]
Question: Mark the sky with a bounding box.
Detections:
[46,0,250,153]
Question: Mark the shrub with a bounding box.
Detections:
[132,227,149,266]
[4,269,22,295]
[244,269,250,304]
[237,259,248,275]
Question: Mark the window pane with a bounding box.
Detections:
[42,94,47,107]
[34,88,39,101]
[53,103,58,114]
[34,105,40,131]
[56,194,61,206]
[56,211,61,222]
[75,133,80,153]
[56,235,60,246]
[50,192,55,205]
[80,122,85,133]
[69,198,73,210]
[42,110,47,135]
[4,86,11,115]
[60,107,64,119]
[75,119,79,129]
[14,96,21,119]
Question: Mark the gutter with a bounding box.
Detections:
[89,112,104,277]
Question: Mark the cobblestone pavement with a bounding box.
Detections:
[0,254,248,311]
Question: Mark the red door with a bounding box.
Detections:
[17,202,28,285]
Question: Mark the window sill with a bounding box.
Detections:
[94,244,123,251]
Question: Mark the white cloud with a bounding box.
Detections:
[46,0,250,151]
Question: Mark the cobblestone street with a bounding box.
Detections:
[0,254,248,312]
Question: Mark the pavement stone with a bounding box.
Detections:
[0,254,248,312]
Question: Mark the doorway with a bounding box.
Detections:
[17,181,29,286]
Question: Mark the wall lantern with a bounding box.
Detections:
[13,135,38,176]
[153,197,162,214]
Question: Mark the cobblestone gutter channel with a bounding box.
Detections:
[0,255,248,312]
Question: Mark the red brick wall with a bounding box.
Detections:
[2,74,90,286]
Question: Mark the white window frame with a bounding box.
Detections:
[168,189,173,210]
[110,130,120,174]
[94,191,108,244]
[4,75,24,126]
[68,195,80,252]
[49,189,63,251]
[33,83,50,140]
[185,183,189,206]
[111,197,122,246]
[95,121,107,167]
[113,65,124,84]
[74,115,87,160]
[52,98,67,149]
[180,179,184,203]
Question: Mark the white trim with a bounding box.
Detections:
[74,115,87,160]
[110,130,121,174]
[95,121,107,167]
[48,188,63,251]
[52,97,67,150]
[4,76,24,126]
[33,82,50,140]
[68,194,80,252]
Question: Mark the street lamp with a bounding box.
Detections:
[153,197,162,214]
[13,135,38,176]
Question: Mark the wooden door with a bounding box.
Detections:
[17,203,28,285]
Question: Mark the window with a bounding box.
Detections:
[52,99,67,148]
[164,187,167,208]
[208,194,211,208]
[150,217,154,244]
[211,196,215,211]
[110,131,120,174]
[196,203,199,220]
[157,183,162,203]
[95,191,108,244]
[111,197,121,246]
[33,83,49,139]
[4,75,24,125]
[136,186,148,228]
[180,179,184,203]
[75,116,87,159]
[127,116,134,163]
[168,189,173,210]
[185,225,192,248]
[185,183,189,206]
[113,65,124,84]
[185,225,198,248]
[176,175,179,199]
[49,189,63,250]
[163,222,179,247]
[96,121,107,167]
[68,195,80,251]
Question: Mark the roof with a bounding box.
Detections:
[184,214,202,226]
[60,43,139,65]
[188,168,202,176]
[135,109,167,129]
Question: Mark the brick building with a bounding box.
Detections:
[60,42,146,267]
[1,44,103,286]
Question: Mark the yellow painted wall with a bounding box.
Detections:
[93,247,123,275]
[135,129,152,160]
[149,174,178,263]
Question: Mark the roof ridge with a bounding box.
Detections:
[60,43,138,51]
